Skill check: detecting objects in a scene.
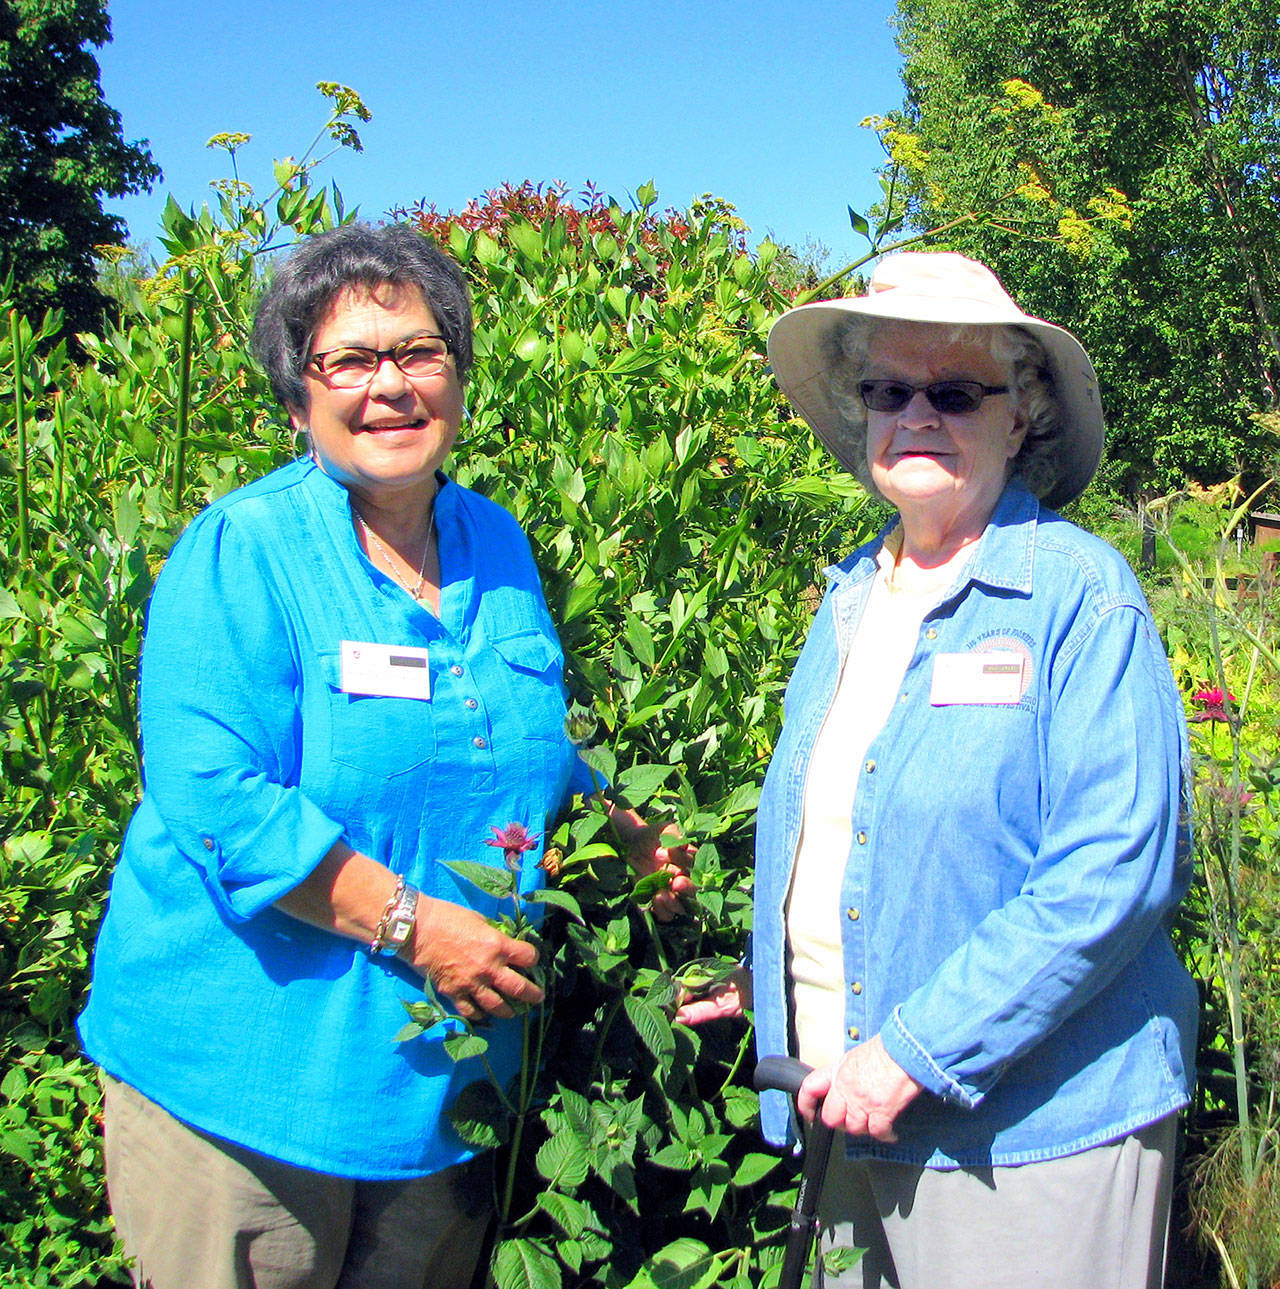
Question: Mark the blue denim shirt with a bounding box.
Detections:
[753,481,1197,1167]
[79,459,594,1179]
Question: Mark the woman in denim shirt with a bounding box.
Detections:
[681,253,1195,1288]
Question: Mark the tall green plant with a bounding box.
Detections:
[2,141,876,1281]
[0,88,370,1286]
[395,181,875,1287]
[1151,484,1280,1288]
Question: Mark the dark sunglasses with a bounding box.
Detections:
[858,379,1009,415]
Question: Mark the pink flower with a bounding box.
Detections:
[486,822,539,872]
[1210,783,1255,810]
[1190,687,1238,724]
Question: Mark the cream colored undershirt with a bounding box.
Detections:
[786,534,974,1069]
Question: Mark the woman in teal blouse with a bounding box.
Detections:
[78,223,690,1289]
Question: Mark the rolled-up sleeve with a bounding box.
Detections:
[882,603,1189,1106]
[139,510,345,922]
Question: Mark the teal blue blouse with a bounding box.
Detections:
[79,458,592,1178]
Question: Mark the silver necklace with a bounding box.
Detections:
[356,512,433,600]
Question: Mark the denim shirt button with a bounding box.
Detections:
[846,907,860,921]
[202,837,214,851]
[472,736,486,749]
[856,831,867,845]
[898,692,908,704]
[465,698,478,710]
[850,981,862,995]
[925,627,938,640]
[451,664,464,676]
[864,759,876,773]
[848,1026,860,1041]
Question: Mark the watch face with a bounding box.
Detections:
[386,913,414,945]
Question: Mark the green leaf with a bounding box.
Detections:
[524,886,584,922]
[623,995,676,1064]
[848,206,871,238]
[536,1124,590,1188]
[506,222,544,263]
[732,1151,779,1186]
[494,1238,561,1289]
[631,869,673,902]
[443,1031,490,1062]
[562,841,619,865]
[442,859,515,900]
[576,744,617,785]
[0,1127,38,1166]
[447,1079,511,1149]
[563,571,601,622]
[615,762,673,805]
[534,1190,595,1238]
[722,1087,759,1129]
[823,1245,865,1275]
[649,1140,696,1170]
[623,612,657,668]
[0,1066,28,1100]
[626,1238,721,1289]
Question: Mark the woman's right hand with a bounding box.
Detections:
[404,895,544,1023]
[674,967,751,1026]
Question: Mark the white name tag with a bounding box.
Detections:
[930,650,1025,706]
[339,640,431,700]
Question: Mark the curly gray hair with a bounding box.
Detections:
[825,318,1065,501]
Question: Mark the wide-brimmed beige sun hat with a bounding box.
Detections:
[766,251,1104,508]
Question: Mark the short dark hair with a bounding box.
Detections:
[251,223,473,410]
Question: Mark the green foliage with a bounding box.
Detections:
[1142,481,1280,1288]
[0,116,871,1279]
[882,0,1280,493]
[0,0,160,341]
[12,84,1279,1287]
[390,185,873,1287]
[0,90,372,1286]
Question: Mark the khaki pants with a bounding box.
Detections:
[816,1116,1178,1289]
[101,1074,492,1289]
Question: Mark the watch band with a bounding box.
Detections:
[370,877,420,956]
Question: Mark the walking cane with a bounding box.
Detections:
[754,1056,836,1289]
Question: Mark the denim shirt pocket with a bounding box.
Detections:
[317,651,437,779]
[488,629,569,743]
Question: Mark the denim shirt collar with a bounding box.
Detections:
[824,478,1040,601]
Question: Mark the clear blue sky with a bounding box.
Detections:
[98,0,905,267]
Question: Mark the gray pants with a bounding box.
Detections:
[816,1116,1178,1289]
[101,1074,492,1289]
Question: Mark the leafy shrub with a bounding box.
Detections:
[0,102,873,1285]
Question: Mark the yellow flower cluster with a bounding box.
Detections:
[316,81,372,123]
[1086,187,1133,230]
[1056,210,1094,256]
[1014,162,1054,205]
[206,132,251,153]
[1000,79,1064,123]
[860,115,930,172]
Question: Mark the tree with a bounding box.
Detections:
[880,0,1280,492]
[0,0,159,338]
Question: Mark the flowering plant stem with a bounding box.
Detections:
[10,310,28,562]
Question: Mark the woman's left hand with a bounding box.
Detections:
[605,801,697,921]
[796,1034,923,1143]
